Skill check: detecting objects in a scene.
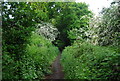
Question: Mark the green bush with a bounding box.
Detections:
[2,52,19,79]
[20,33,59,79]
[61,40,120,80]
[87,5,120,46]
[3,33,59,79]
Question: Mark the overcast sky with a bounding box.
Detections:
[75,0,114,15]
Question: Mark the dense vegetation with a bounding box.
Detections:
[61,1,120,80]
[61,40,119,80]
[3,32,59,79]
[2,2,60,79]
[21,33,59,79]
[2,1,120,80]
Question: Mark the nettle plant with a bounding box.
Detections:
[35,22,59,41]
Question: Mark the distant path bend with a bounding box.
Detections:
[45,54,64,79]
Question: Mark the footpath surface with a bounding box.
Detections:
[45,54,64,79]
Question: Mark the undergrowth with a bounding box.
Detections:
[21,33,59,79]
[3,33,59,79]
[61,40,120,80]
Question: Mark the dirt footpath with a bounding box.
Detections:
[45,54,64,79]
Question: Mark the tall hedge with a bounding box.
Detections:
[2,2,59,79]
[61,40,120,80]
[20,33,59,79]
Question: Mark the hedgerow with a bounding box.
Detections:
[20,33,59,79]
[61,40,120,80]
[3,33,59,79]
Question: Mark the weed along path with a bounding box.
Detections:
[45,54,64,79]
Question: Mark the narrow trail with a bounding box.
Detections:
[45,54,64,79]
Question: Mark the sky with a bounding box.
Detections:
[75,0,114,15]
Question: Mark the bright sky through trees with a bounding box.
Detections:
[76,0,114,15]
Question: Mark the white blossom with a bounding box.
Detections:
[35,22,59,41]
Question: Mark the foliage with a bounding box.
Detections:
[53,2,92,49]
[61,40,120,80]
[2,47,19,79]
[2,2,36,79]
[2,2,59,79]
[2,1,120,80]
[20,33,59,79]
[67,12,92,44]
[61,2,120,80]
[35,22,59,41]
[86,4,120,46]
[6,2,91,50]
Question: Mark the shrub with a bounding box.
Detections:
[35,22,59,41]
[61,40,120,80]
[3,32,59,79]
[86,4,120,46]
[20,33,59,79]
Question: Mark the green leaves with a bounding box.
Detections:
[2,2,59,79]
[87,4,120,47]
[61,41,120,79]
[21,33,59,79]
[52,2,92,49]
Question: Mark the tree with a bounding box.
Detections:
[53,2,92,50]
[87,2,120,47]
